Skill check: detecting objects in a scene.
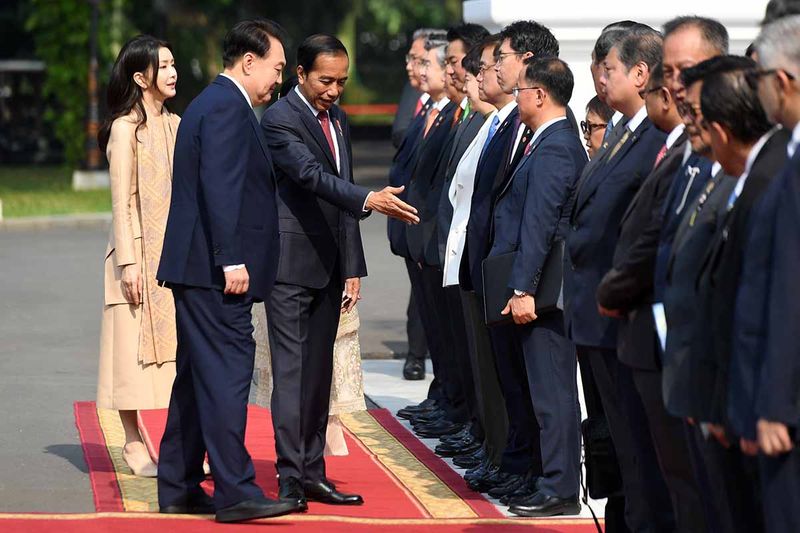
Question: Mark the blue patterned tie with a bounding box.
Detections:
[481,115,501,158]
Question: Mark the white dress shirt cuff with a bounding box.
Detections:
[222,264,245,272]
[363,191,373,212]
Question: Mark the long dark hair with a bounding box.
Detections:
[98,35,171,153]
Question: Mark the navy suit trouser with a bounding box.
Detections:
[158,285,263,510]
[488,319,542,476]
[405,258,445,405]
[518,311,581,498]
[267,270,343,483]
[760,446,800,533]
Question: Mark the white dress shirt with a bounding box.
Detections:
[294,85,340,172]
[665,123,686,150]
[788,121,800,158]
[442,100,517,287]
[626,104,648,133]
[611,110,624,128]
[730,127,780,207]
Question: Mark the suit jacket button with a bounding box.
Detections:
[571,264,576,271]
[571,225,578,231]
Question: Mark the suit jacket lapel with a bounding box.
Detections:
[496,120,568,201]
[288,90,338,173]
[330,107,351,180]
[576,119,649,214]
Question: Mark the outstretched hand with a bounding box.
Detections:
[366,186,419,224]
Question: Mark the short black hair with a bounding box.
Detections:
[648,61,665,88]
[587,95,614,122]
[447,23,490,50]
[297,34,348,73]
[763,0,800,25]
[680,54,754,89]
[462,43,483,76]
[614,26,663,71]
[593,21,640,62]
[663,16,729,55]
[222,19,287,69]
[523,56,574,107]
[700,56,772,143]
[499,20,559,58]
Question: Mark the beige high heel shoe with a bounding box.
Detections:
[122,442,158,478]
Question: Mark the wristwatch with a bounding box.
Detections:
[513,289,528,297]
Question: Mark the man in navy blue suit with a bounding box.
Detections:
[488,57,586,517]
[564,26,676,532]
[156,19,299,523]
[260,34,418,510]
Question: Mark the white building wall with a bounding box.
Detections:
[463,0,769,127]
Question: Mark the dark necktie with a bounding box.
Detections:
[317,110,337,158]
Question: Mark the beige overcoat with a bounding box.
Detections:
[96,108,180,410]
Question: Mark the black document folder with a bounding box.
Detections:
[481,241,564,326]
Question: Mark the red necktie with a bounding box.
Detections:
[424,108,440,138]
[653,144,668,169]
[317,111,337,157]
[414,97,424,117]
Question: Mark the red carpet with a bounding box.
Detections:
[71,401,602,531]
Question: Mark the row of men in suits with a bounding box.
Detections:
[391,5,800,530]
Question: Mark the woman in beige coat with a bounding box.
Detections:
[97,35,180,477]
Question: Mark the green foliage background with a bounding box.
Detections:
[21,0,462,169]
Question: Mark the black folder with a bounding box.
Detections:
[481,241,564,326]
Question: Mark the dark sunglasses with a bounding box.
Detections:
[580,120,607,135]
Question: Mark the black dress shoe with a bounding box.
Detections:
[487,474,526,499]
[410,408,448,425]
[215,497,299,523]
[440,427,473,445]
[415,420,463,438]
[303,479,364,505]
[278,476,308,512]
[397,399,437,419]
[436,438,481,458]
[509,492,580,517]
[464,456,492,480]
[160,491,215,514]
[403,356,425,380]
[468,469,512,493]
[453,447,485,469]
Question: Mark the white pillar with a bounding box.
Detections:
[463,0,769,128]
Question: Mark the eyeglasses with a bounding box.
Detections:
[638,86,664,99]
[496,51,523,66]
[580,120,608,135]
[405,54,423,66]
[512,86,540,98]
[744,68,796,89]
[478,63,496,74]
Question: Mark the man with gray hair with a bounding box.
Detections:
[729,16,800,532]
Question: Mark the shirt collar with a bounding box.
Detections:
[788,121,800,158]
[711,161,722,177]
[611,110,624,127]
[420,93,431,105]
[431,96,451,112]
[220,73,252,108]
[294,85,321,117]
[496,100,518,124]
[666,123,686,150]
[743,127,780,179]
[531,116,567,144]
[460,96,469,110]
[626,105,648,133]
[681,141,693,166]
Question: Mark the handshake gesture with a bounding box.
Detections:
[366,185,419,224]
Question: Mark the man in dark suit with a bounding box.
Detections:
[486,57,586,517]
[392,28,434,382]
[261,34,419,509]
[730,21,800,532]
[403,36,465,439]
[156,20,299,523]
[564,27,676,532]
[595,61,708,532]
[463,25,561,497]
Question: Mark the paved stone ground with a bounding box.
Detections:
[0,140,412,512]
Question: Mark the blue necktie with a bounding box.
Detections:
[481,115,501,158]
[603,119,614,142]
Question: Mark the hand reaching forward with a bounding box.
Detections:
[366,186,419,224]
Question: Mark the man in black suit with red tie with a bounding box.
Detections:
[261,34,418,510]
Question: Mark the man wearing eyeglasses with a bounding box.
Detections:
[565,26,676,533]
[595,58,708,533]
[489,56,586,517]
[732,15,800,532]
